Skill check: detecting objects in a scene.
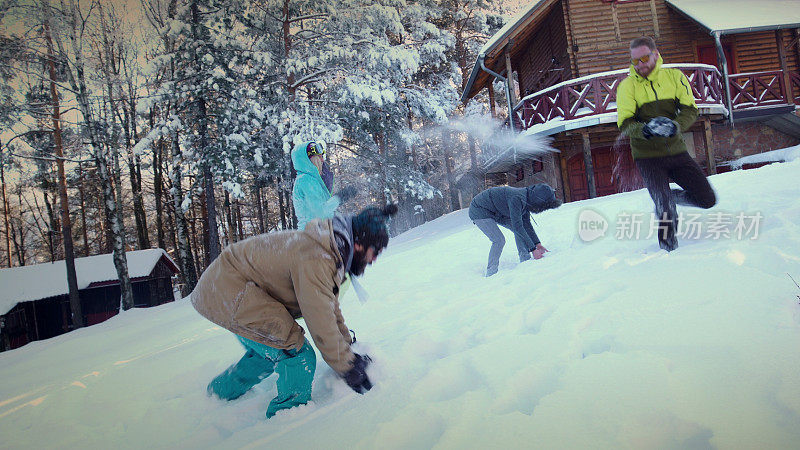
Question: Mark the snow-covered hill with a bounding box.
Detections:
[2,158,800,449]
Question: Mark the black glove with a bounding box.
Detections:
[642,116,678,139]
[335,185,358,203]
[343,353,373,394]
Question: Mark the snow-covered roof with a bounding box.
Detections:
[666,0,800,35]
[478,0,552,57]
[0,249,179,315]
[461,0,558,102]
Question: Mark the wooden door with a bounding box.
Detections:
[697,43,736,73]
[567,144,642,201]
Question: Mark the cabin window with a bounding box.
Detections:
[532,160,544,174]
[515,166,525,182]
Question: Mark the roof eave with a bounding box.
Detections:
[461,55,485,103]
[714,23,800,36]
[461,0,555,103]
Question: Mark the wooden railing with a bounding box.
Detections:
[728,70,788,109]
[510,65,800,132]
[513,64,726,130]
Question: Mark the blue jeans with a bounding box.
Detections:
[474,218,531,276]
[207,335,317,418]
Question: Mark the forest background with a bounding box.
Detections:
[0,0,533,316]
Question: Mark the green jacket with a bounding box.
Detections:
[616,55,698,159]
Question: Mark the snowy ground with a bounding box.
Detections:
[2,158,800,449]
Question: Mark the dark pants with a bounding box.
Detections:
[635,152,716,250]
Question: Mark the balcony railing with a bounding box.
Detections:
[729,70,787,109]
[511,64,798,132]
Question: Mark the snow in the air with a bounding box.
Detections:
[1,158,799,449]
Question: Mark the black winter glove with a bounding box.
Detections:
[343,353,373,394]
[335,185,358,203]
[642,116,678,139]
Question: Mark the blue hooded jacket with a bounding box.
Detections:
[292,141,340,230]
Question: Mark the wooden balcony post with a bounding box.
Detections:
[794,29,800,66]
[702,117,717,175]
[776,29,794,105]
[559,154,572,203]
[504,46,519,107]
[580,130,597,199]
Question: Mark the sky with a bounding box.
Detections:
[1,147,799,449]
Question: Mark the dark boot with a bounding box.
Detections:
[657,219,678,251]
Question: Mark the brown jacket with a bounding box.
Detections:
[191,218,355,374]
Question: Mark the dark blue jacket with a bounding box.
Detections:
[469,184,556,251]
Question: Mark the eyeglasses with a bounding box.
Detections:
[631,52,655,66]
[306,141,325,157]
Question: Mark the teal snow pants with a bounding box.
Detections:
[207,335,316,418]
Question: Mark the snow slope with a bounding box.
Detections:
[2,159,800,449]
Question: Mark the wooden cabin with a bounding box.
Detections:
[0,249,180,352]
[462,0,800,201]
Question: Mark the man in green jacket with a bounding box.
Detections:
[617,36,716,251]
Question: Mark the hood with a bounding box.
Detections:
[629,54,664,82]
[331,213,355,275]
[302,214,351,281]
[291,141,318,176]
[526,183,561,213]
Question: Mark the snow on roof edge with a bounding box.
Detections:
[665,0,800,35]
[0,249,178,316]
[479,0,551,57]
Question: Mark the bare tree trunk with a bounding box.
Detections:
[44,189,59,261]
[98,179,112,253]
[13,187,26,265]
[169,139,197,294]
[1,142,12,267]
[286,189,296,229]
[124,78,151,250]
[468,135,478,171]
[187,0,221,263]
[235,199,244,241]
[78,161,89,256]
[162,169,178,255]
[189,200,203,276]
[60,0,134,311]
[153,119,166,250]
[441,129,459,211]
[278,178,287,229]
[223,191,234,245]
[254,182,265,234]
[43,17,83,327]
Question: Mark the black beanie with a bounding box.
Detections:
[351,204,399,251]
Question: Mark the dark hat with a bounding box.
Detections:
[351,204,399,251]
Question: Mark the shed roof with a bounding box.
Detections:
[665,0,800,35]
[0,249,179,315]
